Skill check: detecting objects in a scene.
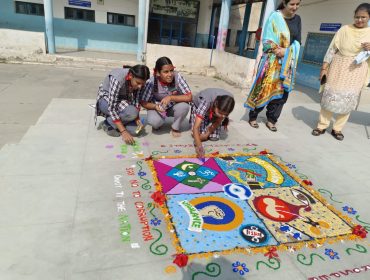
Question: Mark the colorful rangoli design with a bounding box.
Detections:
[148,153,357,257]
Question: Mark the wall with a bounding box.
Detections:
[0,0,139,53]
[212,50,254,86]
[0,29,46,56]
[11,0,139,25]
[146,43,254,88]
[228,2,262,31]
[147,43,211,73]
[222,2,263,48]
[195,0,213,48]
[296,0,365,89]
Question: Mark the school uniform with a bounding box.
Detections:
[191,88,233,140]
[95,68,140,133]
[140,71,191,130]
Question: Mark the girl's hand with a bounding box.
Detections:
[121,130,135,145]
[155,103,165,112]
[160,96,172,107]
[361,42,370,51]
[195,144,205,158]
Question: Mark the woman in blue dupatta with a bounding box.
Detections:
[245,0,301,132]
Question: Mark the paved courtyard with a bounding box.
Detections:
[0,63,370,280]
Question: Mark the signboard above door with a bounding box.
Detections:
[151,0,199,19]
[68,0,91,8]
[320,23,341,32]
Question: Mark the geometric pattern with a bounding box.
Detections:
[150,153,355,256]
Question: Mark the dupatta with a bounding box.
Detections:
[245,11,300,110]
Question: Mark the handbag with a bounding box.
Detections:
[318,74,326,94]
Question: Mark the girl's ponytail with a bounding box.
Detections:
[124,64,150,80]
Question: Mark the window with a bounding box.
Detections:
[65,7,95,22]
[226,29,231,47]
[246,32,257,50]
[107,12,135,26]
[15,1,44,16]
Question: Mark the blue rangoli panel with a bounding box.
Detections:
[167,192,277,254]
[215,155,297,188]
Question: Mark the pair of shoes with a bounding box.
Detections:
[331,129,344,141]
[312,128,326,136]
[248,120,259,128]
[97,120,120,137]
[265,122,277,132]
[97,120,108,131]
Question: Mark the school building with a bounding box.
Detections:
[0,0,366,89]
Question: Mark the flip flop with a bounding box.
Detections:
[248,120,259,128]
[266,122,277,132]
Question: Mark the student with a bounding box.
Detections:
[96,64,150,144]
[191,88,235,157]
[140,57,192,137]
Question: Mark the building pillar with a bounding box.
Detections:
[238,1,252,55]
[253,0,267,58]
[208,6,218,48]
[137,0,146,62]
[262,0,278,28]
[44,0,55,54]
[216,0,232,51]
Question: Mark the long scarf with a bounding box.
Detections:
[244,11,300,110]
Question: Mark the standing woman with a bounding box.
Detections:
[140,57,192,137]
[95,64,150,144]
[245,0,301,132]
[312,3,370,141]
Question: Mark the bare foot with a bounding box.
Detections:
[171,129,181,138]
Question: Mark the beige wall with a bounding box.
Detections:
[146,43,254,87]
[0,29,46,55]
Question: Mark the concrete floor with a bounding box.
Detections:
[0,62,370,280]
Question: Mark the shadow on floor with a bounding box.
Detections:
[295,84,321,103]
[292,105,370,130]
[291,106,319,129]
[181,257,246,280]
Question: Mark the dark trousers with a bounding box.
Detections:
[249,91,289,124]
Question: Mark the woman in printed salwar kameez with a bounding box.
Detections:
[244,0,301,132]
[312,3,370,141]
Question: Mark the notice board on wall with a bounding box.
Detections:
[151,0,199,19]
[302,32,335,65]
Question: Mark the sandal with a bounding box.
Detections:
[248,120,259,129]
[265,122,277,132]
[331,130,344,141]
[312,128,326,136]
